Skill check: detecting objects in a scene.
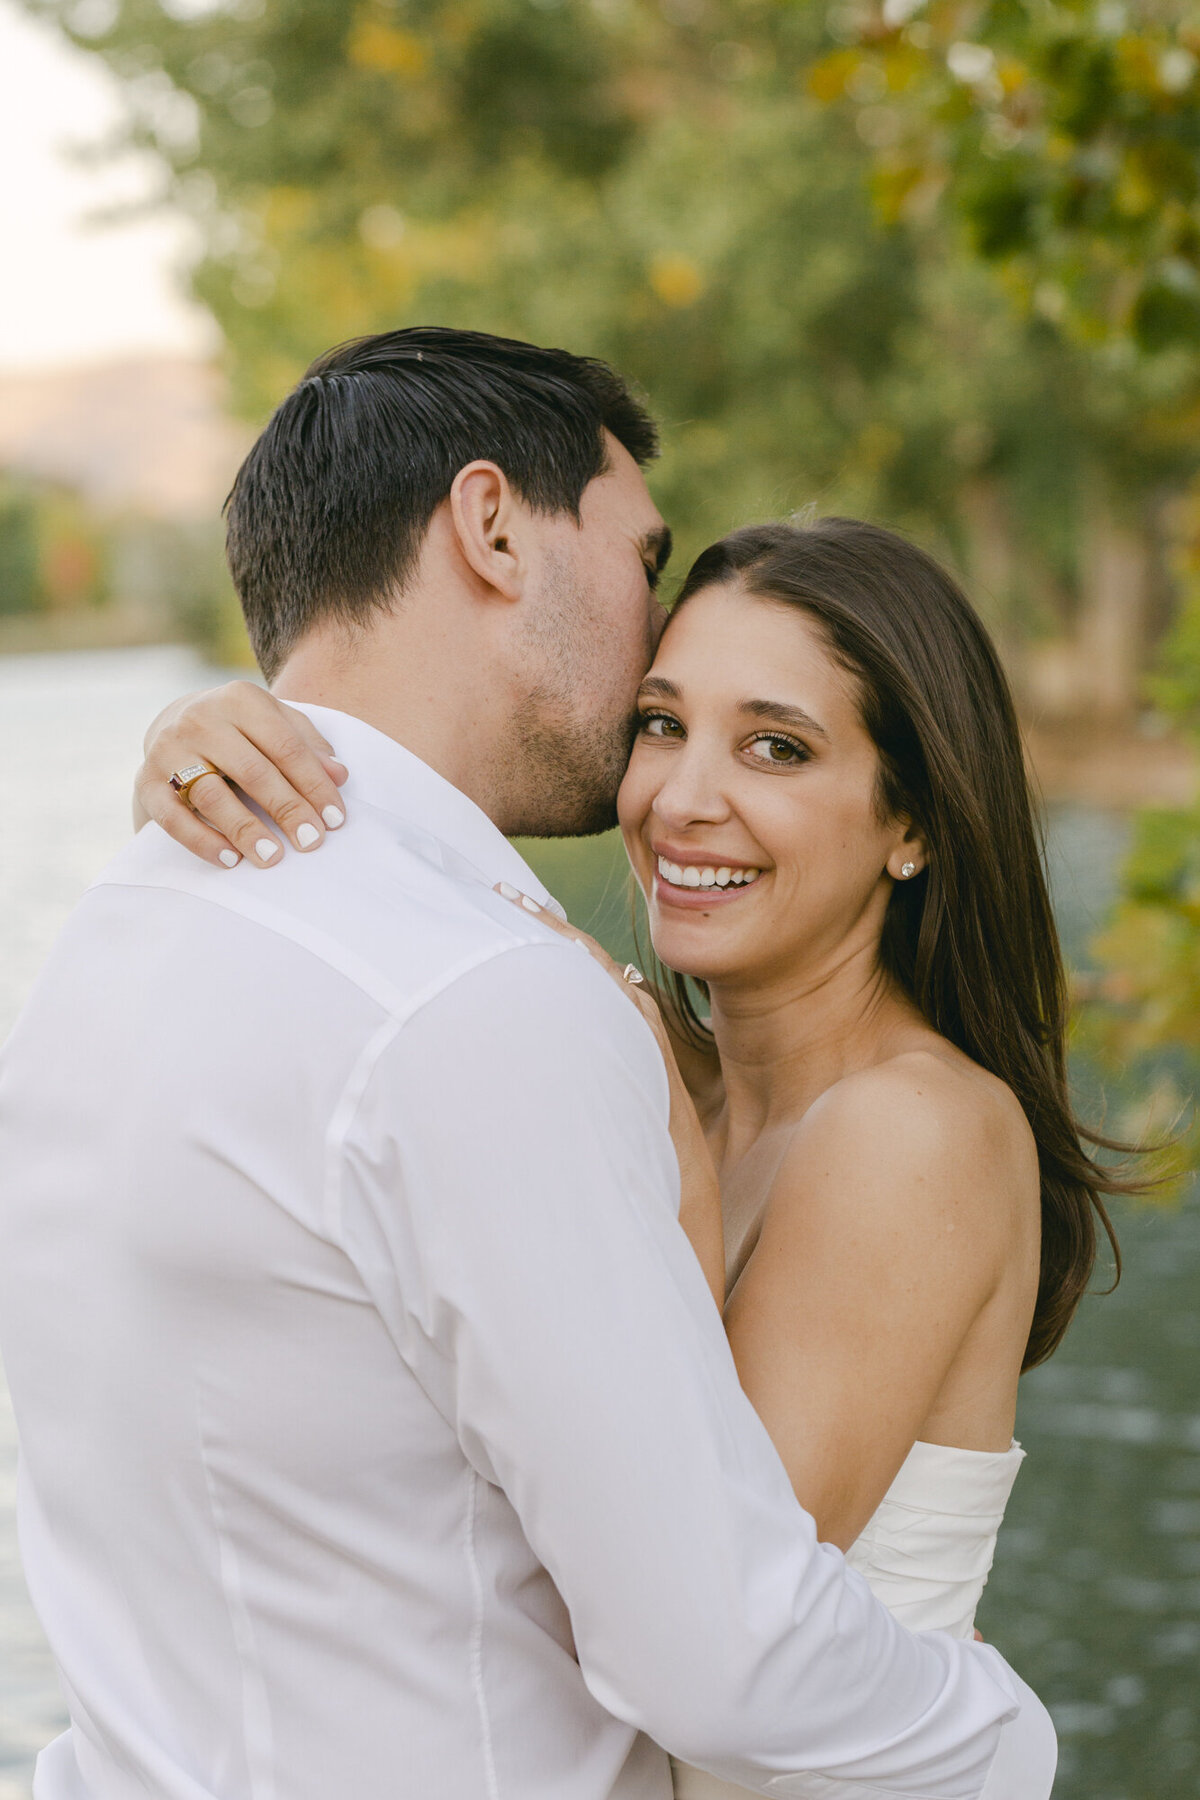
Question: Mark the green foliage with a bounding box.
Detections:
[1086,503,1200,1168]
[812,0,1200,357]
[0,481,40,615]
[0,477,109,615]
[0,471,248,657]
[18,0,1199,600]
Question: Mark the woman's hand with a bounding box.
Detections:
[134,682,350,869]
[495,884,726,1309]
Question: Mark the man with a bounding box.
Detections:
[0,328,1055,1799]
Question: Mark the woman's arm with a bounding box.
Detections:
[134,682,349,866]
[725,1057,1038,1549]
[657,993,725,1125]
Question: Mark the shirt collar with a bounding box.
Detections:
[287,702,565,917]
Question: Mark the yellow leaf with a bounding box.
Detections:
[649,254,705,309]
[348,18,428,78]
[996,56,1028,97]
[805,50,861,104]
[1114,165,1155,218]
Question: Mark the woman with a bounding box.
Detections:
[138,516,1125,1795]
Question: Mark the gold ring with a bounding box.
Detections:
[168,762,221,804]
[622,964,645,986]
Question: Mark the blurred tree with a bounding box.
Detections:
[17,0,1199,703]
[1086,486,1200,1167]
[811,0,1200,714]
[810,0,1200,355]
[0,478,108,615]
[0,481,40,616]
[18,2,924,536]
[37,488,109,611]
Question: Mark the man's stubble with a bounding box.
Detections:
[501,548,644,840]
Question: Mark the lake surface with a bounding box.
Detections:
[0,647,1196,1798]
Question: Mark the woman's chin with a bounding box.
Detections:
[640,868,773,984]
[648,915,742,987]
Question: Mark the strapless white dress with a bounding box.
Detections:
[671,1438,1026,1800]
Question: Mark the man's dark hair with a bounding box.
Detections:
[224,326,659,678]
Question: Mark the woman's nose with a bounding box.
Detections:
[651,748,731,830]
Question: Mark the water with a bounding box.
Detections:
[0,648,1196,1796]
[982,804,1200,1796]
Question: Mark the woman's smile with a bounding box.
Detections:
[652,848,765,909]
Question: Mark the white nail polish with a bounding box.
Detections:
[520,894,542,913]
[328,759,349,776]
[296,823,320,849]
[256,839,280,862]
[322,805,345,830]
[497,881,521,901]
[219,849,240,869]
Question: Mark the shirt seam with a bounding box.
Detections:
[464,1468,503,1800]
[196,1400,277,1800]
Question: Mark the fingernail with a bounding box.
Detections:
[327,759,349,777]
[322,805,345,830]
[219,849,240,869]
[520,894,542,914]
[296,823,320,849]
[256,839,280,863]
[572,936,590,952]
[497,881,522,902]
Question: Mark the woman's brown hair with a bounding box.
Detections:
[663,517,1129,1370]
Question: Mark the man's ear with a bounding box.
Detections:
[448,462,526,602]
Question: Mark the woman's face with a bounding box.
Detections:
[616,581,922,991]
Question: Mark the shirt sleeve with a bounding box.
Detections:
[337,940,1056,1800]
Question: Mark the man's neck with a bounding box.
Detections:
[274,623,512,826]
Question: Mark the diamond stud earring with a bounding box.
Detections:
[900,861,917,879]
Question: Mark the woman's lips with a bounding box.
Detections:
[652,869,763,911]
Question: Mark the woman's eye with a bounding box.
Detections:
[638,711,685,739]
[746,734,808,766]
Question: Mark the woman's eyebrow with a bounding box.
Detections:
[635,682,828,739]
[637,675,681,701]
[740,698,828,739]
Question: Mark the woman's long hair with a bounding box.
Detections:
[662,517,1131,1370]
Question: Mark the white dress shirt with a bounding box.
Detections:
[0,704,1055,1800]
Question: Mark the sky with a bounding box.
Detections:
[0,0,217,372]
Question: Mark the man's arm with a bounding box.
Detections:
[341,940,1055,1799]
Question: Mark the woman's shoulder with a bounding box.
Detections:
[779,1044,1039,1244]
[808,1044,1033,1155]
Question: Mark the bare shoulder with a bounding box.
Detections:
[776,1046,1040,1257]
[803,1048,1035,1172]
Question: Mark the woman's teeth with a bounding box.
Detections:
[656,856,761,890]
